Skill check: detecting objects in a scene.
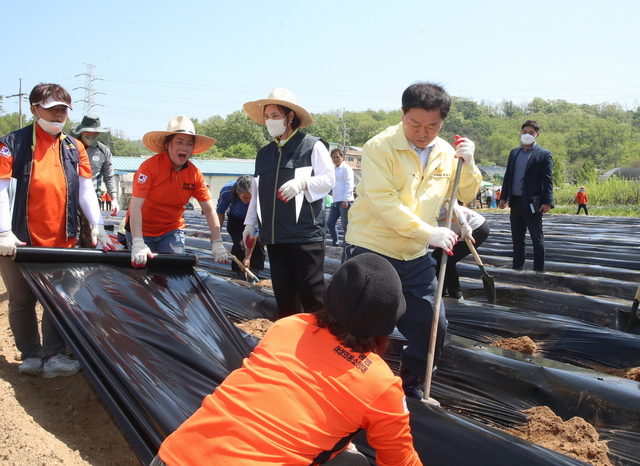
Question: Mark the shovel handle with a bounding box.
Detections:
[424,156,465,401]
[451,208,483,267]
[226,248,260,283]
[464,237,483,266]
[635,284,640,302]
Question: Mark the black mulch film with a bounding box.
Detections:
[13,211,640,466]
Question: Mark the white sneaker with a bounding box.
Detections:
[42,354,82,379]
[19,358,43,376]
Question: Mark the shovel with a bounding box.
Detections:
[424,138,465,403]
[610,284,640,334]
[464,237,496,304]
[225,247,260,284]
[451,208,496,304]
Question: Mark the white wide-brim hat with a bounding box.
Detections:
[243,88,313,128]
[142,115,216,155]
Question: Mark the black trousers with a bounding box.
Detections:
[227,215,265,274]
[267,242,326,319]
[509,196,545,271]
[431,220,490,295]
[576,204,589,215]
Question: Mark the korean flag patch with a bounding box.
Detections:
[0,146,12,158]
[137,173,148,184]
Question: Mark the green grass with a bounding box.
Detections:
[551,178,640,217]
[474,179,640,217]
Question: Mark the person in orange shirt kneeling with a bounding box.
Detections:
[126,116,228,268]
[153,253,423,466]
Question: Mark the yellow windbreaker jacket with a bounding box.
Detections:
[346,123,482,261]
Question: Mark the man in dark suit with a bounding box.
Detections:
[498,120,553,271]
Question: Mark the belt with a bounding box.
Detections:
[511,195,522,199]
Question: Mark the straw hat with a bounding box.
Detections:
[243,88,313,128]
[72,115,109,134]
[142,115,216,155]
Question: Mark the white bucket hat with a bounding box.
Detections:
[142,115,216,155]
[243,88,313,128]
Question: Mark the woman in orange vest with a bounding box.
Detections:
[574,186,589,215]
[153,253,423,466]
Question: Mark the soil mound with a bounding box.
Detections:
[506,406,612,466]
[492,336,537,355]
[235,318,273,339]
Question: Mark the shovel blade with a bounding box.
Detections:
[611,301,640,334]
[611,308,632,331]
[478,265,497,304]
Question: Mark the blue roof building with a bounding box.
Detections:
[111,157,257,208]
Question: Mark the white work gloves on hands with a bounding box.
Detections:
[211,239,228,264]
[454,137,475,166]
[460,224,475,243]
[111,198,120,216]
[278,178,307,203]
[91,224,117,252]
[0,230,25,256]
[242,224,256,249]
[428,227,458,256]
[131,237,154,268]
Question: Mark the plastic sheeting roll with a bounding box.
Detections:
[14,246,198,268]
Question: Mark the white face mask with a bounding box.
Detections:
[35,109,65,136]
[82,134,97,147]
[521,134,536,145]
[266,118,287,138]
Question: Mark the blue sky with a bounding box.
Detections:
[2,0,639,140]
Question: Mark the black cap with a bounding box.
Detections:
[323,253,406,337]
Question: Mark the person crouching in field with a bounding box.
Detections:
[153,253,424,466]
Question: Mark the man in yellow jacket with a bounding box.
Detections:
[344,82,482,404]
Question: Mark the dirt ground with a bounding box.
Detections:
[0,275,141,466]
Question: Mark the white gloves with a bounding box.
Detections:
[91,224,117,252]
[211,239,228,263]
[0,230,25,256]
[278,178,307,202]
[131,237,154,268]
[242,224,256,249]
[428,227,458,255]
[111,198,120,216]
[454,137,475,166]
[460,224,475,243]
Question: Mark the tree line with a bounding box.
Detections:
[1,96,639,185]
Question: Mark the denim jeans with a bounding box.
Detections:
[126,229,185,254]
[327,201,351,245]
[342,244,446,380]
